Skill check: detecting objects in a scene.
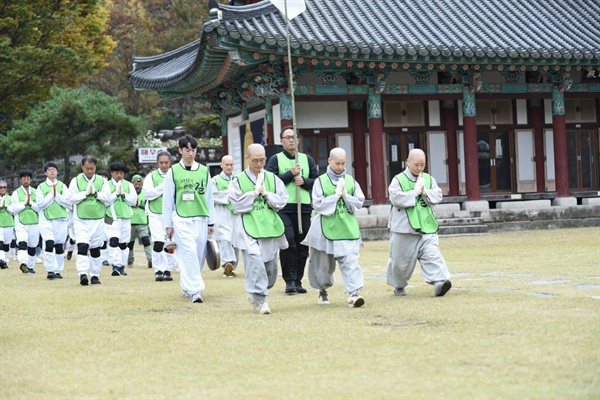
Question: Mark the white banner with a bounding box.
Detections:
[268,0,306,20]
[138,147,167,164]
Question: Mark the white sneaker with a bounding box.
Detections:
[191,293,203,303]
[394,287,407,296]
[318,291,330,305]
[35,256,43,264]
[247,294,260,311]
[259,301,271,315]
[347,293,365,308]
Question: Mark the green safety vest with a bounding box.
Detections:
[214,174,235,214]
[318,174,360,240]
[0,196,14,228]
[132,191,147,225]
[236,171,284,239]
[16,187,38,225]
[396,172,439,234]
[148,170,165,214]
[107,180,132,219]
[39,181,68,220]
[277,152,311,204]
[76,174,106,219]
[172,163,210,218]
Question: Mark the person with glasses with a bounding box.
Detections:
[11,170,41,274]
[35,162,72,280]
[229,143,289,315]
[162,134,215,304]
[265,126,319,295]
[0,180,15,270]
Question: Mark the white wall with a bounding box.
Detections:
[296,102,348,129]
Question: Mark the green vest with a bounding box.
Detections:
[16,187,38,225]
[397,172,439,234]
[107,180,132,219]
[277,152,311,204]
[236,171,284,239]
[172,163,210,218]
[39,181,68,220]
[148,170,165,214]
[132,191,147,225]
[76,174,106,219]
[318,175,360,240]
[0,196,14,228]
[214,174,235,214]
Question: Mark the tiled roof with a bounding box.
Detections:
[129,0,600,93]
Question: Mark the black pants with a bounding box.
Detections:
[278,212,311,285]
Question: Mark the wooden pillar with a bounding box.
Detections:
[462,86,480,200]
[442,101,459,196]
[368,88,386,204]
[265,98,274,145]
[528,99,546,193]
[349,101,368,191]
[552,88,570,197]
[220,113,228,155]
[279,92,293,129]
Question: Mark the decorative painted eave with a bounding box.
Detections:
[129,0,600,96]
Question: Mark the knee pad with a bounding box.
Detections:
[77,243,90,256]
[141,236,151,247]
[0,241,4,248]
[45,240,55,252]
[90,247,101,258]
[54,243,64,254]
[27,247,36,256]
[18,241,27,251]
[153,241,164,252]
[2,244,8,252]
[109,237,119,248]
[127,241,134,251]
[11,239,16,247]
[101,241,107,250]
[118,242,128,250]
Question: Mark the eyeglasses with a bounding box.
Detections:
[281,136,295,140]
[0,187,6,189]
[249,158,267,163]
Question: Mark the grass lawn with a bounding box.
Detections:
[1,227,599,399]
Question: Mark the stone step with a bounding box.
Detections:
[437,217,484,226]
[438,224,488,236]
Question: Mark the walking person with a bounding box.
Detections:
[302,148,366,308]
[266,126,318,294]
[143,151,175,282]
[386,148,452,297]
[0,180,15,270]
[11,170,40,274]
[211,155,239,277]
[68,156,113,285]
[127,174,152,269]
[35,162,71,280]
[229,143,289,315]
[162,135,215,303]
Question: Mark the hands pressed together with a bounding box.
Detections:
[254,171,267,197]
[413,176,425,195]
[85,181,96,196]
[335,177,347,198]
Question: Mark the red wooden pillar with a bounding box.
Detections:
[462,86,480,200]
[442,101,459,196]
[528,100,546,193]
[220,113,228,155]
[551,88,570,197]
[367,89,386,204]
[349,102,367,191]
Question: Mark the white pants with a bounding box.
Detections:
[38,216,68,273]
[172,215,208,297]
[386,232,450,289]
[15,222,39,268]
[0,226,15,263]
[149,213,171,273]
[106,218,131,267]
[308,249,364,294]
[74,217,105,277]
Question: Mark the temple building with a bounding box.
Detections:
[129,0,600,207]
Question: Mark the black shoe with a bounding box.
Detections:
[80,274,89,286]
[0,260,7,269]
[155,271,164,282]
[66,251,73,261]
[27,268,36,274]
[147,260,152,269]
[102,260,109,266]
[47,272,55,280]
[296,283,307,294]
[285,282,297,295]
[111,266,120,276]
[20,263,28,273]
[119,266,127,276]
[54,273,63,279]
[91,276,101,285]
[163,270,173,281]
[127,262,133,268]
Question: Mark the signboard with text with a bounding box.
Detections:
[138,147,167,163]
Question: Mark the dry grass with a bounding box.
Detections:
[1,227,599,399]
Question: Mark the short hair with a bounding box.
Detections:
[19,170,33,178]
[157,151,170,160]
[279,126,294,138]
[110,162,127,172]
[97,170,109,178]
[178,134,197,149]
[81,155,97,165]
[43,162,58,172]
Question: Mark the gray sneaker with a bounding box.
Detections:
[191,293,203,303]
[259,301,271,315]
[347,293,365,308]
[434,280,452,297]
[318,291,330,305]
[247,294,260,311]
[394,287,407,296]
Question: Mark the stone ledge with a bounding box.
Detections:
[582,197,600,205]
[552,197,577,207]
[496,199,551,210]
